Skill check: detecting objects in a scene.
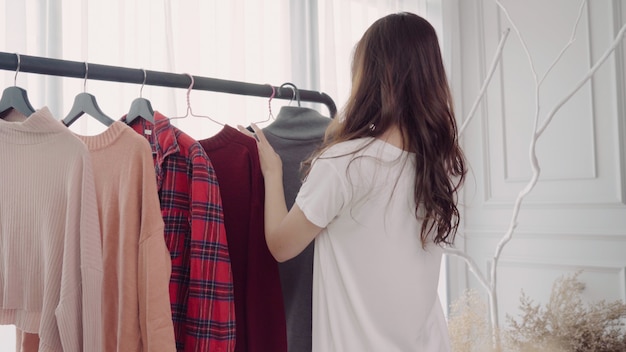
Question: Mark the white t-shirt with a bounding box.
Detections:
[296,137,451,352]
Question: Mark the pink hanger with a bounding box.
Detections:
[170,73,223,126]
[253,84,276,124]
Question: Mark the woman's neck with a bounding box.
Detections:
[377,125,406,150]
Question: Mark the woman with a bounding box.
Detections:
[240,12,466,351]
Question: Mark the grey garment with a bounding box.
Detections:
[263,106,330,352]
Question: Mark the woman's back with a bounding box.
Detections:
[240,12,464,352]
[296,138,451,351]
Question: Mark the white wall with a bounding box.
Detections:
[445,0,626,331]
[0,327,14,348]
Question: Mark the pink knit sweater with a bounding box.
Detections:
[0,108,103,351]
[74,121,176,351]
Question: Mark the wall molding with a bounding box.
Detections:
[462,229,626,240]
[614,0,626,205]
[480,198,626,208]
[493,258,626,301]
[496,0,597,183]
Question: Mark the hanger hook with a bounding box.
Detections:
[185,73,194,113]
[279,82,301,107]
[255,84,276,124]
[170,73,222,126]
[140,69,147,98]
[14,52,21,86]
[83,62,89,92]
[185,73,195,91]
[285,86,296,105]
[268,84,275,119]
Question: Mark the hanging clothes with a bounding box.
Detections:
[123,112,236,352]
[198,125,287,352]
[261,106,330,352]
[0,108,103,352]
[74,122,176,352]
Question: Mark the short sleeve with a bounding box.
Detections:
[295,158,347,228]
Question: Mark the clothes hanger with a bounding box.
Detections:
[125,68,155,125]
[170,73,223,126]
[245,84,276,133]
[278,82,301,107]
[0,53,36,118]
[62,61,115,127]
[252,84,275,125]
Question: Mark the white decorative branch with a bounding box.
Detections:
[488,1,589,339]
[443,247,490,292]
[538,0,587,86]
[494,0,539,82]
[448,1,626,351]
[485,18,626,350]
[538,22,626,137]
[458,28,511,136]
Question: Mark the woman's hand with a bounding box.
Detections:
[237,123,321,262]
[237,123,283,179]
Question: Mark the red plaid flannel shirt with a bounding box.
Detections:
[126,112,236,352]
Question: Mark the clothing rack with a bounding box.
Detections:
[0,52,337,118]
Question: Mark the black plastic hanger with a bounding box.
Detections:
[125,68,154,125]
[279,82,301,107]
[62,62,115,127]
[0,53,36,118]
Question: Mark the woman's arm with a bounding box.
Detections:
[238,124,322,262]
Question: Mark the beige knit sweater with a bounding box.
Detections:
[0,108,104,351]
[74,121,176,351]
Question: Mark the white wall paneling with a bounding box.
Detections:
[448,0,626,333]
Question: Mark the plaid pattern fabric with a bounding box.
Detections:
[125,112,236,352]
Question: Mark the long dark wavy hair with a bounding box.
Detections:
[304,12,466,247]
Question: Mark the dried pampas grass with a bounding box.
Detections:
[448,271,626,352]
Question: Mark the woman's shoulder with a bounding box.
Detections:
[321,137,409,161]
[319,137,375,158]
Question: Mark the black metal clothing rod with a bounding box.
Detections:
[0,52,337,117]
